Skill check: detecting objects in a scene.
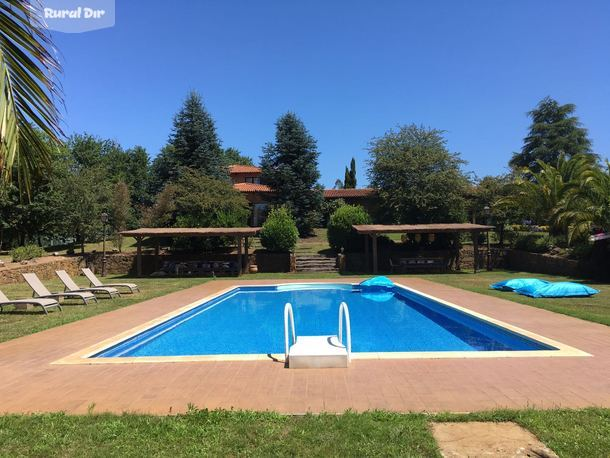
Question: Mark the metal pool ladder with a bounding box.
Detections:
[284,301,351,369]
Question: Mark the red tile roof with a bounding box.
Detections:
[323,188,376,198]
[233,182,273,193]
[228,165,262,174]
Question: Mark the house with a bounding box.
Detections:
[229,165,273,226]
[229,165,378,225]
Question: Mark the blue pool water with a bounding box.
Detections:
[93,284,556,357]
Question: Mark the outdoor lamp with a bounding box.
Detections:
[101,212,109,277]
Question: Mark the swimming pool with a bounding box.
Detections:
[90,283,561,359]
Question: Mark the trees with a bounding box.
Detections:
[510,97,593,171]
[368,124,469,224]
[0,0,64,193]
[335,158,357,189]
[149,168,249,229]
[261,112,323,236]
[223,147,253,166]
[499,154,596,238]
[344,158,357,188]
[110,182,131,251]
[145,168,249,251]
[557,160,610,243]
[151,92,227,191]
[167,91,225,179]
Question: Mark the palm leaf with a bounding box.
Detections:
[0,0,63,195]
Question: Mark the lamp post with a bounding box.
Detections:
[483,205,492,271]
[101,212,109,277]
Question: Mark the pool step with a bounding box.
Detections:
[288,335,348,368]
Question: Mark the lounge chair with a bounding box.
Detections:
[56,270,120,299]
[81,268,140,293]
[22,273,97,305]
[0,290,62,315]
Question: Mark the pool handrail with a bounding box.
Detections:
[284,302,296,360]
[338,301,352,362]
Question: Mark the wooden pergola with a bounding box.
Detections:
[352,223,495,274]
[120,227,261,276]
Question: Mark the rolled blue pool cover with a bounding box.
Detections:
[490,278,549,292]
[516,281,599,298]
[360,276,396,302]
[360,276,395,288]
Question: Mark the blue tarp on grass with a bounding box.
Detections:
[490,278,549,292]
[516,281,599,298]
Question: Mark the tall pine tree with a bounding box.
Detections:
[167,91,226,179]
[261,112,323,236]
[510,97,593,171]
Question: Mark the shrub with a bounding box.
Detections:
[11,244,46,262]
[569,241,593,259]
[513,233,551,253]
[320,198,345,226]
[260,207,299,252]
[327,205,371,252]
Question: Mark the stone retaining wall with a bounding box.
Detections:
[505,250,587,277]
[0,256,84,285]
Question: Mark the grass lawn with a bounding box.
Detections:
[0,408,609,457]
[418,270,610,327]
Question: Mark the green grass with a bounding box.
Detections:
[0,410,437,457]
[0,276,208,343]
[1,408,609,457]
[435,408,610,458]
[418,270,610,327]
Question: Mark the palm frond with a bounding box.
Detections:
[0,0,63,195]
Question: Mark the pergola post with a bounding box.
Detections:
[244,236,250,273]
[372,234,378,274]
[472,231,479,274]
[136,236,143,277]
[154,238,160,272]
[364,234,369,272]
[236,236,243,275]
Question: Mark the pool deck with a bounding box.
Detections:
[1,277,610,414]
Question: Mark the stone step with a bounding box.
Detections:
[296,262,337,268]
[295,259,337,265]
[295,255,336,260]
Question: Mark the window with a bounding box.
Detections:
[245,176,261,184]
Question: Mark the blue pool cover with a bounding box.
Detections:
[490,278,549,292]
[93,284,556,358]
[516,281,599,298]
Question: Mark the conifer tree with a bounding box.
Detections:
[168,91,225,179]
[261,112,323,236]
[343,157,357,188]
[510,97,593,171]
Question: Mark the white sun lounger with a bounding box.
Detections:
[82,268,140,293]
[22,273,97,305]
[0,290,62,315]
[56,270,120,299]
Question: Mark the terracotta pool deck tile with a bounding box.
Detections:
[1,276,610,414]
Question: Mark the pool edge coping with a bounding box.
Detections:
[51,280,591,365]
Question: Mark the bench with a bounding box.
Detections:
[390,257,446,273]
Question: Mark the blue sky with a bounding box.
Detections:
[53,0,610,187]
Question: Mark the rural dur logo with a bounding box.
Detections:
[41,0,115,33]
